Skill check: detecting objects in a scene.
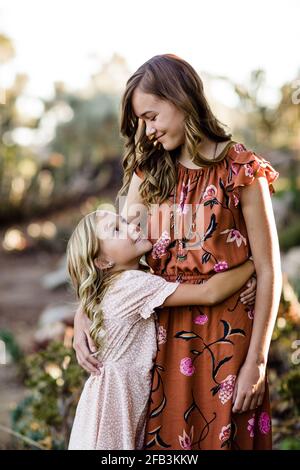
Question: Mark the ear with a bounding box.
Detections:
[94,257,108,270]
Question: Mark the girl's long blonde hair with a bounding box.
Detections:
[66,211,125,350]
[117,53,232,209]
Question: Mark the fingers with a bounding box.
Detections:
[233,391,265,413]
[240,277,257,305]
[249,396,259,410]
[75,351,100,374]
[241,293,256,305]
[256,393,264,408]
[86,329,97,354]
[240,280,256,297]
[232,388,245,414]
[73,336,102,374]
[233,392,253,414]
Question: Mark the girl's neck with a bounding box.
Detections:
[179,136,215,163]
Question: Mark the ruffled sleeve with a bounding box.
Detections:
[225,143,279,205]
[138,272,180,319]
[107,270,180,321]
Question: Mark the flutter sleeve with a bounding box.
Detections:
[138,272,180,319]
[225,143,279,206]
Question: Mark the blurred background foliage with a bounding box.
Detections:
[1,32,300,450]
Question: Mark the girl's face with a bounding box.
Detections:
[132,88,186,151]
[96,210,153,270]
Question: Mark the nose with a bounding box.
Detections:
[146,127,156,139]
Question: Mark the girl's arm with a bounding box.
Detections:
[162,259,255,307]
[231,177,282,413]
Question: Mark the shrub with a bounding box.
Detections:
[11,340,87,450]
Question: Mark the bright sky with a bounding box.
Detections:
[0,0,299,107]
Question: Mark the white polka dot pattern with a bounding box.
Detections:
[68,269,179,450]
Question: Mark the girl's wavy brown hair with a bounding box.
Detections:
[116,53,232,209]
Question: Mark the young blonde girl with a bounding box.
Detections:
[67,209,256,450]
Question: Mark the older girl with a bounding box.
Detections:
[73,54,281,450]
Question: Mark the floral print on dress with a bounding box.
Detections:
[246,305,255,320]
[232,193,240,207]
[233,143,247,153]
[258,411,271,434]
[231,162,241,176]
[194,314,208,325]
[214,261,229,272]
[179,426,194,450]
[203,184,218,200]
[218,375,236,405]
[157,325,167,345]
[219,423,231,444]
[180,357,195,376]
[151,230,171,259]
[244,163,255,178]
[143,141,278,450]
[247,414,255,438]
[177,179,190,215]
[221,228,247,247]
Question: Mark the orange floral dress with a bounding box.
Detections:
[134,141,279,450]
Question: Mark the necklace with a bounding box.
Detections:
[171,141,218,266]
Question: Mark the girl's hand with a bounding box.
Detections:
[232,360,266,413]
[73,307,103,374]
[240,275,256,305]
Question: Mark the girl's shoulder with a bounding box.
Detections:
[107,269,153,292]
[223,141,279,199]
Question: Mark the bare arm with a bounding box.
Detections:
[162,259,255,307]
[240,177,282,364]
[73,304,102,374]
[232,176,282,413]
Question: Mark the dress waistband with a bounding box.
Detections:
[159,272,212,282]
